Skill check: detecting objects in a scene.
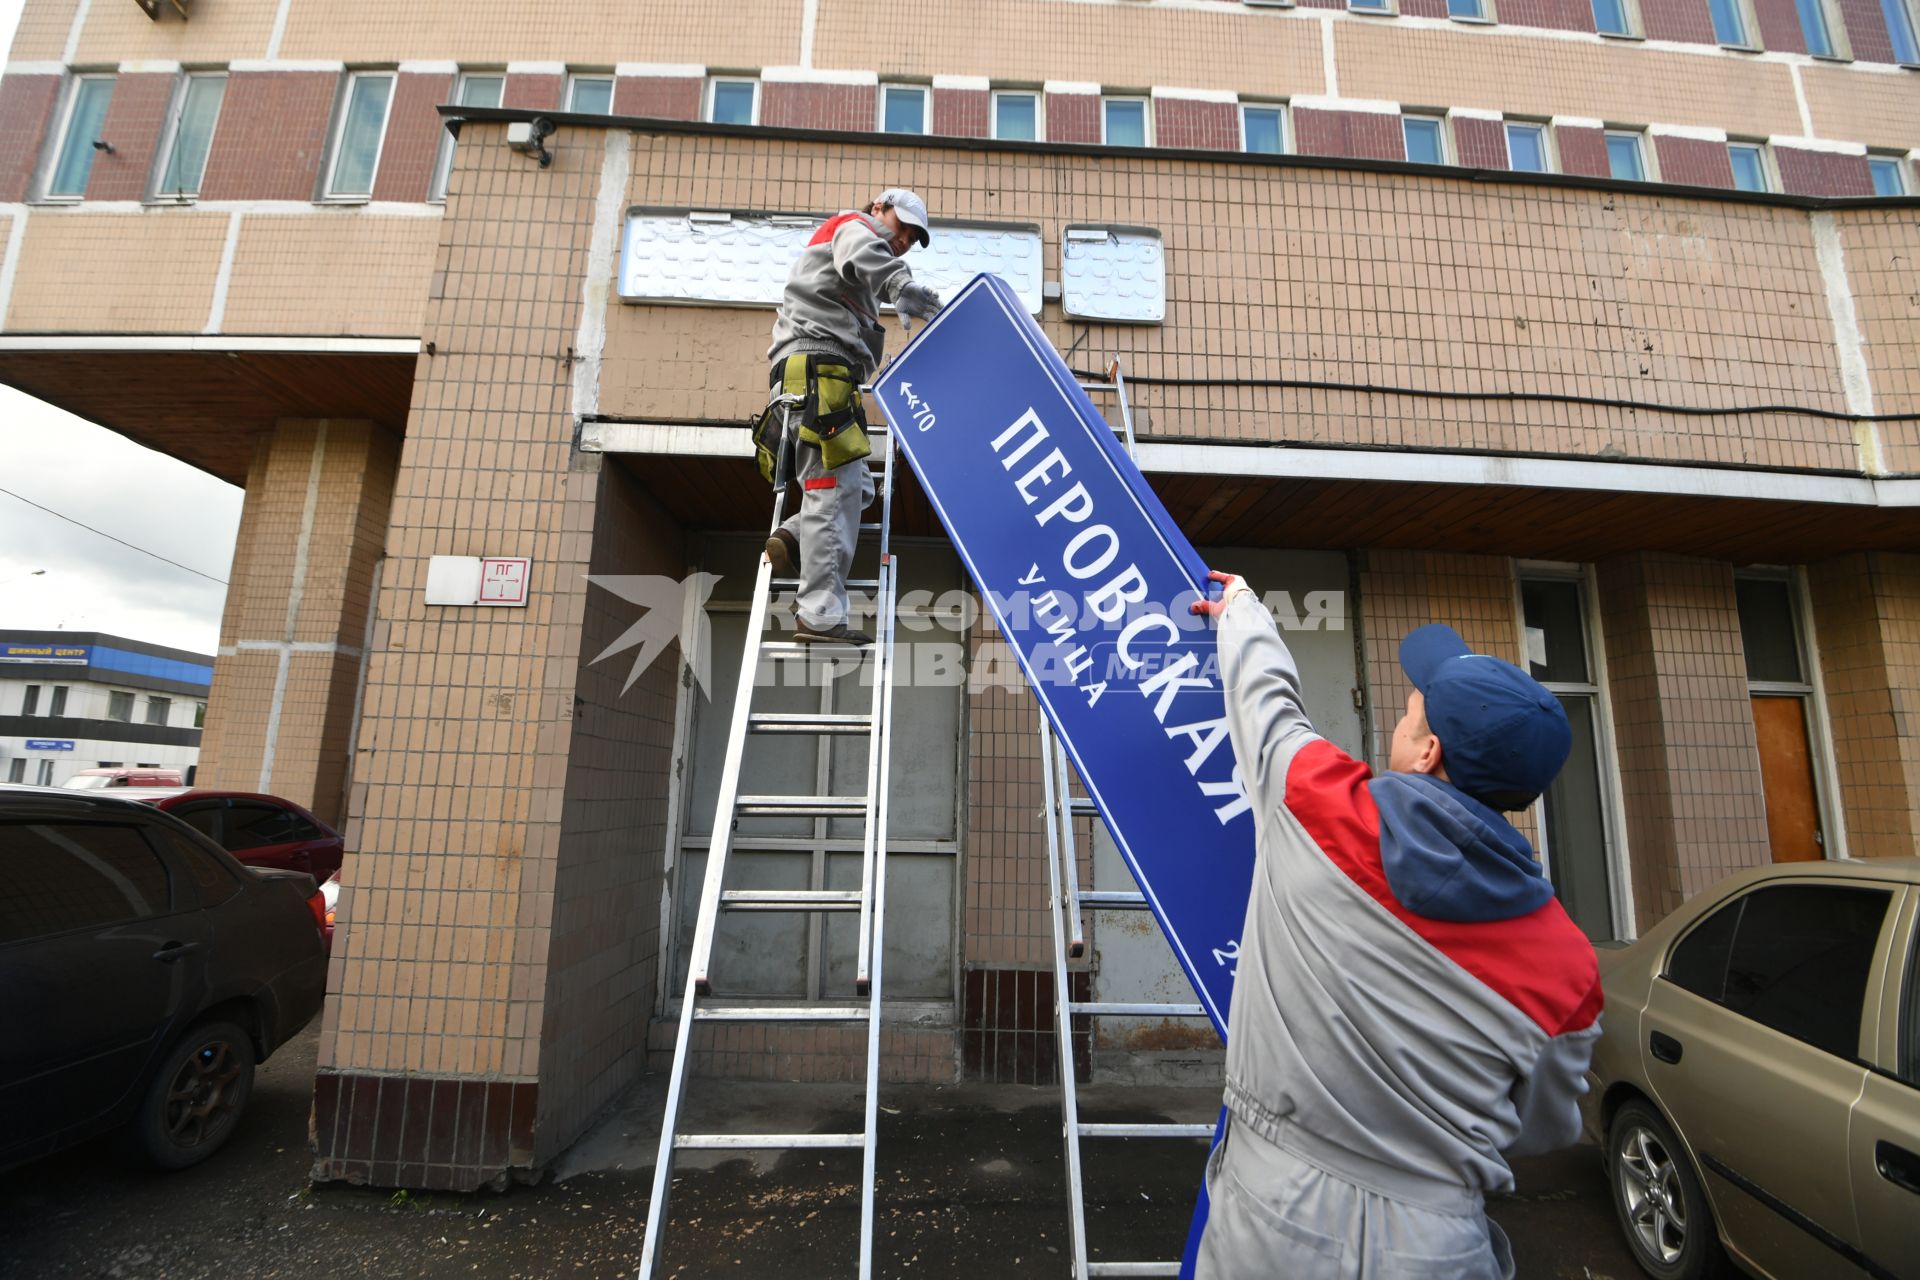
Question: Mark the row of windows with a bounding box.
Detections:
[1306,0,1918,63]
[18,682,204,726]
[39,65,1915,206]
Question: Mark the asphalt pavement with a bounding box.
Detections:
[0,1023,1646,1279]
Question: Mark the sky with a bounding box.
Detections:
[0,0,246,656]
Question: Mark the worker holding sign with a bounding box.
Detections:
[1188,571,1602,1280]
[755,188,943,644]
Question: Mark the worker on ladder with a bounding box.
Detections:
[755,188,943,644]
[1189,571,1603,1280]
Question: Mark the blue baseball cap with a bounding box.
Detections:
[1398,624,1572,810]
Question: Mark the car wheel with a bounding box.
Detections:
[132,1019,256,1169]
[1607,1098,1725,1280]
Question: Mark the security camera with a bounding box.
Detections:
[506,117,556,167]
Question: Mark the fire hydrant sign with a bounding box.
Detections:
[479,557,530,606]
[874,274,1254,1036]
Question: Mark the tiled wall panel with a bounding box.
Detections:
[503,73,562,111]
[0,73,61,203]
[758,81,875,132]
[7,0,81,61]
[220,213,440,337]
[1044,91,1099,144]
[1775,145,1874,196]
[1809,553,1920,859]
[1292,107,1405,161]
[5,209,226,330]
[1554,124,1610,178]
[71,0,278,64]
[1653,134,1734,187]
[1802,63,1920,151]
[197,71,337,202]
[613,74,702,120]
[932,87,989,139]
[1153,97,1240,151]
[1834,0,1899,62]
[82,71,172,201]
[1637,0,1720,42]
[1451,115,1507,168]
[1748,0,1810,52]
[371,71,454,204]
[1841,211,1920,426]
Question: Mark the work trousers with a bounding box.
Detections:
[1195,1115,1515,1280]
[779,442,875,631]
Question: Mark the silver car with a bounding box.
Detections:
[1582,857,1919,1280]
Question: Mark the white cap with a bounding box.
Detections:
[875,188,931,247]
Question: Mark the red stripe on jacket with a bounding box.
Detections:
[809,212,875,246]
[1285,740,1603,1037]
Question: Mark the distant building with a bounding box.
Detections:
[0,631,212,787]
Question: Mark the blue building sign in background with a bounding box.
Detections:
[25,739,76,751]
[1,642,90,665]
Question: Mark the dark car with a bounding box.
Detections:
[0,787,329,1173]
[121,789,344,883]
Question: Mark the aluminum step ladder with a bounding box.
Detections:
[1042,361,1216,1279]
[638,393,902,1279]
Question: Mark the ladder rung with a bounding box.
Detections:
[1080,891,1148,909]
[1067,797,1098,816]
[756,641,874,658]
[1077,1123,1216,1139]
[693,1004,867,1022]
[749,712,873,735]
[736,794,869,818]
[720,889,863,912]
[1068,1002,1208,1018]
[675,1133,866,1150]
[770,578,881,591]
[858,522,884,532]
[1088,1264,1181,1277]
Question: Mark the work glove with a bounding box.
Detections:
[1190,569,1252,619]
[895,282,943,323]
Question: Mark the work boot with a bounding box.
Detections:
[765,528,799,576]
[795,619,874,646]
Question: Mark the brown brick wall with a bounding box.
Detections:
[1497,0,1598,31]
[371,71,452,203]
[1293,107,1405,161]
[612,74,701,120]
[932,87,988,138]
[1639,0,1720,42]
[1749,0,1810,51]
[1153,97,1240,151]
[82,72,171,201]
[0,74,62,203]
[759,81,876,132]
[1833,0,1897,61]
[198,71,338,202]
[1596,553,1769,927]
[503,73,562,111]
[1653,134,1735,186]
[1452,115,1507,168]
[1809,553,1920,859]
[1775,145,1874,196]
[1045,92,1099,144]
[1556,124,1610,178]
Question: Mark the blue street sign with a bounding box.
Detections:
[875,274,1255,1036]
[25,739,75,751]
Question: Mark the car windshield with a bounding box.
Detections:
[61,775,117,789]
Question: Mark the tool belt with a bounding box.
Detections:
[752,354,873,484]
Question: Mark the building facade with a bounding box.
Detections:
[0,631,211,785]
[0,0,1914,1190]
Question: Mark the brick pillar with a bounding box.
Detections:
[1808,552,1920,859]
[196,419,398,827]
[1596,553,1769,928]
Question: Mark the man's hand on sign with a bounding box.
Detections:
[1190,568,1252,619]
[896,282,943,322]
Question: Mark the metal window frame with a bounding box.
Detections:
[1736,567,1850,860]
[565,72,615,115]
[1867,154,1911,196]
[1401,113,1451,165]
[322,68,398,202]
[1504,119,1556,173]
[1604,129,1652,182]
[1239,101,1288,155]
[42,72,116,202]
[878,82,930,135]
[431,69,506,203]
[989,89,1042,142]
[149,70,227,202]
[1727,139,1776,192]
[1100,95,1152,147]
[704,76,760,126]
[1514,562,1636,941]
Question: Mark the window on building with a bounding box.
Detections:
[97,760,123,768]
[1708,0,1752,42]
[151,72,225,199]
[1241,104,1285,154]
[324,70,397,200]
[1349,0,1394,11]
[1403,115,1447,164]
[49,686,67,716]
[1737,574,1833,862]
[6,759,23,784]
[566,74,614,115]
[35,760,54,786]
[22,685,40,715]
[1729,142,1771,191]
[1882,0,1920,61]
[1522,573,1622,943]
[1102,97,1148,147]
[880,84,928,134]
[1666,884,1889,1059]
[145,696,171,726]
[1505,121,1551,172]
[1448,0,1488,18]
[1868,155,1910,196]
[194,702,207,728]
[108,691,134,722]
[45,74,115,199]
[431,71,504,202]
[707,77,758,126]
[1605,130,1648,180]
[1592,0,1634,35]
[1796,0,1837,55]
[992,91,1039,141]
